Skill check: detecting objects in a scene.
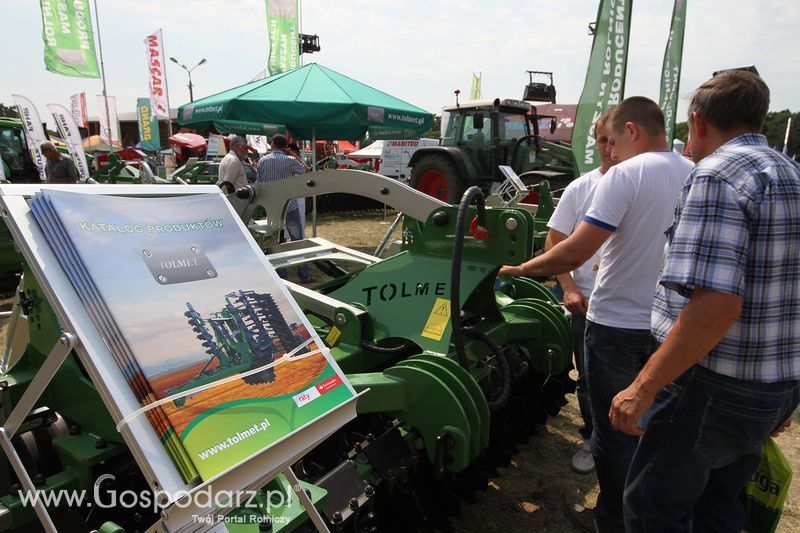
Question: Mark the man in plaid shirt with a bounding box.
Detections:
[258,134,312,282]
[611,71,800,532]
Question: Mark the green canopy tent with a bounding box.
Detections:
[177,63,432,142]
[178,63,433,234]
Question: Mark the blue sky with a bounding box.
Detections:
[2,0,798,128]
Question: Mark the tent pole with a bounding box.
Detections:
[312,127,317,237]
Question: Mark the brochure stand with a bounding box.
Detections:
[0,184,359,532]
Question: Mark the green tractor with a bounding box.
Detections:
[408,98,577,202]
[0,118,40,184]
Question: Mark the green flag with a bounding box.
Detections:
[571,0,633,175]
[659,0,688,150]
[470,73,482,100]
[266,0,299,75]
[39,0,100,78]
[137,98,161,152]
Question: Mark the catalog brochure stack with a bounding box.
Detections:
[30,190,355,481]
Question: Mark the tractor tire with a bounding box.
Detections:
[410,155,466,203]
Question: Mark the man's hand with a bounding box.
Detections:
[499,264,525,277]
[772,418,792,437]
[609,382,656,437]
[563,289,588,315]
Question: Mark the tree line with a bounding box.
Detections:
[675,110,798,157]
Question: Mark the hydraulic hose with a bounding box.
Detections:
[451,186,487,369]
[462,327,512,413]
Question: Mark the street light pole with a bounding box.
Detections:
[187,70,194,103]
[169,57,207,103]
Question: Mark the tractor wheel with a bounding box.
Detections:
[410,155,466,203]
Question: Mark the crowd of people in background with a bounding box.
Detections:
[503,70,800,533]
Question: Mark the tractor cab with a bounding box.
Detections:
[441,99,535,181]
[410,98,557,202]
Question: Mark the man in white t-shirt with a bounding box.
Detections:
[501,97,693,533]
[546,109,617,475]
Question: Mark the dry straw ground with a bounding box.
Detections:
[1,208,797,531]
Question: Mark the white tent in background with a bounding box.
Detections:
[347,140,384,159]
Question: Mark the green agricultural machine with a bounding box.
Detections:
[0,171,573,532]
[408,98,577,202]
[0,119,32,287]
[0,118,40,184]
[90,153,169,184]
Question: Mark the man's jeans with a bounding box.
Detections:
[572,313,592,440]
[585,320,656,533]
[278,198,311,282]
[624,364,800,533]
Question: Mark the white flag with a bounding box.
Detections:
[96,95,119,145]
[12,94,48,181]
[70,92,88,128]
[48,104,91,182]
[145,29,170,119]
[248,135,269,154]
[0,154,6,181]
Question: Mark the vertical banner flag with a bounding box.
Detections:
[144,29,170,118]
[39,0,100,78]
[470,73,482,100]
[659,0,687,150]
[96,95,120,145]
[70,92,88,128]
[571,0,634,175]
[137,98,161,152]
[47,104,91,181]
[266,0,299,75]
[12,94,48,181]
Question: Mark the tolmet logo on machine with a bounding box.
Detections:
[293,386,321,407]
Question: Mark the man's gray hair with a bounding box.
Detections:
[230,135,247,149]
[40,141,57,152]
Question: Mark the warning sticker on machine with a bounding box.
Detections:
[421,297,451,341]
[325,326,342,347]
